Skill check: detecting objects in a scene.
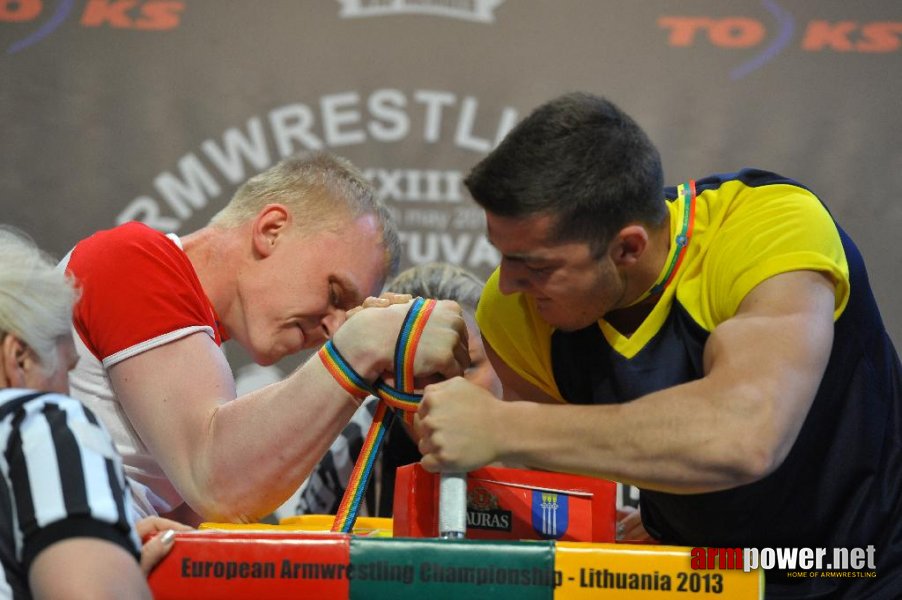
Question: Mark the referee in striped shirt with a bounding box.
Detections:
[0,226,183,600]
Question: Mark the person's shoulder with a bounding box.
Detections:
[694,168,812,194]
[76,222,176,253]
[69,222,185,280]
[0,389,95,431]
[1,387,66,407]
[690,168,824,220]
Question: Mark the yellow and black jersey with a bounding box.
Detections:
[478,169,850,400]
[477,169,902,596]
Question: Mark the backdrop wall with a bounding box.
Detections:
[3,0,900,382]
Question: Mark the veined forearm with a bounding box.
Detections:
[500,381,774,495]
[192,357,360,522]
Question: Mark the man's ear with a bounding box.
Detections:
[0,333,30,389]
[609,224,649,267]
[251,204,292,258]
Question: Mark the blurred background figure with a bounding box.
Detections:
[279,262,498,520]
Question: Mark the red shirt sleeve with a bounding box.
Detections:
[67,222,222,364]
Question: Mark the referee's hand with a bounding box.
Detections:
[137,516,193,575]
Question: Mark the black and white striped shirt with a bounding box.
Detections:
[0,389,140,600]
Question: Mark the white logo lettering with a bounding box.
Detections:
[337,0,505,23]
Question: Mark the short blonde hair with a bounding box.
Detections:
[211,152,400,274]
[0,226,78,374]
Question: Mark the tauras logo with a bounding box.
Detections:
[338,0,504,23]
[467,509,511,531]
[467,485,512,531]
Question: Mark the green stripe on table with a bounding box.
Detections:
[350,537,555,600]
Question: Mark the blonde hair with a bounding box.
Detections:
[211,152,400,274]
[0,226,78,373]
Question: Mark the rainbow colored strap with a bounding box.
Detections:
[318,339,372,400]
[648,180,697,296]
[331,297,437,533]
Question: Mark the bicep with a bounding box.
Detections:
[703,270,836,455]
[108,332,236,485]
[484,337,561,404]
[30,538,150,600]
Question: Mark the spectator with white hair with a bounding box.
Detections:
[0,226,186,600]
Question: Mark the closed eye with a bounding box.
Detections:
[329,275,364,311]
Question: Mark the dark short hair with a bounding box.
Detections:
[464,92,666,255]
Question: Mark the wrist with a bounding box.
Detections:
[494,400,533,465]
[318,339,370,406]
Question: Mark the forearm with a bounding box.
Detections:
[498,378,780,494]
[116,300,466,523]
[189,356,360,522]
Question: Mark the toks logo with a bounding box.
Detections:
[659,0,902,79]
[2,0,184,55]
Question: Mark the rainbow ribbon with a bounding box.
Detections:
[648,180,697,296]
[330,297,437,533]
[319,339,373,400]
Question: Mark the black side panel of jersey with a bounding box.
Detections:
[644,225,902,597]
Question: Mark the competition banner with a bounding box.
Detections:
[554,542,762,599]
[148,531,352,599]
[147,530,762,599]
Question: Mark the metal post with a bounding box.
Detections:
[438,472,467,539]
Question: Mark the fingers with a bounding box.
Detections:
[616,506,653,541]
[362,292,414,309]
[416,300,470,379]
[136,516,190,539]
[137,516,192,575]
[420,453,442,473]
[346,292,415,319]
[140,529,176,575]
[415,387,453,472]
[381,292,413,304]
[414,379,500,474]
[337,297,469,383]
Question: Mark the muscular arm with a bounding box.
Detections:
[30,538,151,600]
[420,270,836,494]
[110,300,467,522]
[484,340,559,404]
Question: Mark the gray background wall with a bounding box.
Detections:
[3,0,900,382]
